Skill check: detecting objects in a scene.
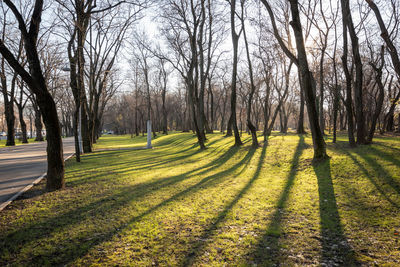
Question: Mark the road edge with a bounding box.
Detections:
[0,153,75,212]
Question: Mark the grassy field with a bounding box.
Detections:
[0,132,399,266]
[0,138,37,147]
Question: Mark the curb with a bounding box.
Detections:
[0,153,75,212]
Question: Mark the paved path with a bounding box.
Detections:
[0,137,75,208]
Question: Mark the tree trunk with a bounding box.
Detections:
[34,105,44,141]
[297,84,306,134]
[1,65,15,146]
[229,0,242,146]
[367,47,385,143]
[39,93,65,190]
[342,0,366,144]
[242,7,258,148]
[4,100,15,146]
[17,105,28,143]
[162,86,168,135]
[289,0,327,160]
[0,0,65,190]
[366,0,400,133]
[340,0,356,147]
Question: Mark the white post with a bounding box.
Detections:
[78,107,83,153]
[147,120,152,149]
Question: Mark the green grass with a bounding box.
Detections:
[0,132,399,266]
[93,134,150,150]
[0,138,37,147]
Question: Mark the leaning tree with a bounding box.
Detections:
[0,0,65,190]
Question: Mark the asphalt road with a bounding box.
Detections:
[0,137,75,206]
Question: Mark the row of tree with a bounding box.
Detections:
[0,0,400,191]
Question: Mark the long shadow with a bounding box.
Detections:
[25,146,257,265]
[68,139,237,188]
[0,144,253,266]
[65,138,196,175]
[68,133,197,166]
[180,141,268,266]
[66,136,226,180]
[342,149,400,208]
[314,159,359,266]
[355,146,400,195]
[250,135,305,265]
[373,142,400,153]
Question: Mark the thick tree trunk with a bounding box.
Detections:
[17,105,28,143]
[34,106,44,141]
[0,0,65,190]
[38,93,65,190]
[4,101,15,146]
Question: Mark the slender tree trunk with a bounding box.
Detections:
[319,46,326,135]
[340,0,356,147]
[289,0,327,160]
[162,83,168,135]
[367,47,385,143]
[332,26,339,143]
[342,0,366,144]
[297,84,306,134]
[229,0,242,146]
[241,6,258,147]
[1,70,15,146]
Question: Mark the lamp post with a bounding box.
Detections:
[62,66,82,159]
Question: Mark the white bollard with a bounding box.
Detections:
[147,120,152,149]
[78,107,83,154]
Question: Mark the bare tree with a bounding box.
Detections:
[0,0,65,190]
[261,0,327,160]
[366,0,400,132]
[341,0,366,144]
[226,0,243,146]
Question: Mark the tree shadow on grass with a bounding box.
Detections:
[180,141,268,266]
[249,135,304,265]
[67,138,237,188]
[0,142,254,266]
[373,142,400,153]
[313,159,359,266]
[66,137,229,187]
[341,149,400,209]
[66,133,201,173]
[354,146,400,195]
